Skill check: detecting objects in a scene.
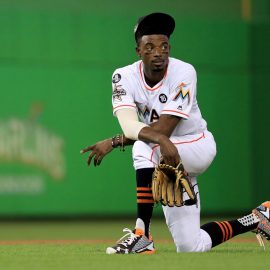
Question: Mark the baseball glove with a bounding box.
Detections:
[152,161,197,207]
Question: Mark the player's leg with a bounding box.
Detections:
[172,132,270,249]
[116,131,216,253]
[162,179,212,252]
[136,168,154,238]
[106,140,155,254]
[155,132,270,251]
[165,198,269,252]
[152,131,217,252]
[133,140,156,238]
[201,201,270,249]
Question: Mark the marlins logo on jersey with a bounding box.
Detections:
[173,82,190,104]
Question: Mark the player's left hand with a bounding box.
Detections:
[80,139,113,166]
[159,136,180,167]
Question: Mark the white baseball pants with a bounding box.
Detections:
[132,130,217,252]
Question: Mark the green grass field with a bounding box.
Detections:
[0,218,269,270]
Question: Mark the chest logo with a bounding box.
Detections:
[159,94,167,103]
[173,82,190,103]
[142,106,150,118]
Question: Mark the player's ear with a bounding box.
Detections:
[136,47,141,58]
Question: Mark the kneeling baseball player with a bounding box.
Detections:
[81,13,270,254]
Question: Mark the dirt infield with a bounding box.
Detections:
[0,238,258,245]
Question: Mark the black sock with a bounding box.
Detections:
[136,168,155,238]
[201,213,259,247]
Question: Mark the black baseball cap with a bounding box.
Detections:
[134,12,175,43]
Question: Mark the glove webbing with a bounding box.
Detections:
[158,163,197,206]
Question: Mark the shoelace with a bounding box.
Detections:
[255,233,266,251]
[116,228,139,247]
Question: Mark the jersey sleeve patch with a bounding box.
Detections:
[161,78,194,119]
[112,69,136,116]
[173,82,191,104]
[112,73,121,83]
[112,85,126,102]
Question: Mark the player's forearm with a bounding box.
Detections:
[138,126,169,145]
[112,127,168,148]
[138,126,180,166]
[149,115,180,137]
[148,122,170,137]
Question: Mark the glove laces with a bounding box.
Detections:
[116,228,139,247]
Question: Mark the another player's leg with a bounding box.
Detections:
[106,168,155,254]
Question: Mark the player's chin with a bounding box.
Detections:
[151,64,164,71]
[151,62,167,72]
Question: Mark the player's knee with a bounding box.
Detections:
[132,141,150,159]
[172,230,198,252]
[133,140,147,151]
[184,146,216,176]
[132,141,154,170]
[176,240,206,253]
[175,230,212,253]
[176,241,196,252]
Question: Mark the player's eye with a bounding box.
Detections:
[161,44,169,51]
[145,45,153,52]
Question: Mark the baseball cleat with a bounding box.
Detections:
[252,201,270,249]
[106,228,155,254]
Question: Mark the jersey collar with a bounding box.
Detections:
[139,61,168,91]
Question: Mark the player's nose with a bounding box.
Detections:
[153,47,162,56]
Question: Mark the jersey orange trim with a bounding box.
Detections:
[139,61,168,91]
[161,110,189,117]
[150,132,205,162]
[113,104,137,110]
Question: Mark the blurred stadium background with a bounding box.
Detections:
[0,0,269,219]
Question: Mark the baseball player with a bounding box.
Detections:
[81,12,270,254]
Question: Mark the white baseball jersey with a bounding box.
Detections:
[112,57,207,136]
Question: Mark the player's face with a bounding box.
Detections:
[136,34,170,72]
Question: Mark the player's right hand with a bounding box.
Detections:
[80,139,113,167]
